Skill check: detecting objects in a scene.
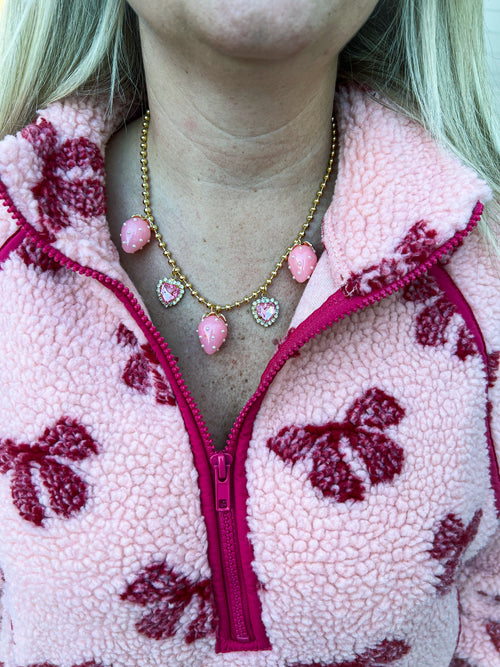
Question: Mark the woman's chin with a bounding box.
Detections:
[186,0,324,60]
[129,0,379,63]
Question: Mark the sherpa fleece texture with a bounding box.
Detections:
[0,86,499,667]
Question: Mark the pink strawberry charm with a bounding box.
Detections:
[120,215,151,253]
[287,242,317,283]
[198,313,227,354]
[156,277,184,308]
[251,296,279,327]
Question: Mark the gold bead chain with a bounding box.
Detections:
[140,110,336,314]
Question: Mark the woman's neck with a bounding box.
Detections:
[120,14,340,302]
[142,23,338,187]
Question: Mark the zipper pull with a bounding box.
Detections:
[211,452,233,511]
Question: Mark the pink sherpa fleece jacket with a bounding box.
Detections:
[0,86,499,667]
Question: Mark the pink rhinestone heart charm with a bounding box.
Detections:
[120,215,151,253]
[156,277,184,308]
[287,242,317,283]
[198,313,227,354]
[251,296,279,327]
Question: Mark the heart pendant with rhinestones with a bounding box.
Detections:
[251,296,279,327]
[156,277,184,308]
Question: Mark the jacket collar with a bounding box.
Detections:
[323,86,491,295]
[0,87,491,291]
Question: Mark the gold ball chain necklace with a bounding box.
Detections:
[120,111,336,354]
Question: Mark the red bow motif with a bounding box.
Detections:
[429,509,482,595]
[18,229,62,273]
[402,274,478,361]
[0,417,99,526]
[488,351,500,388]
[21,118,105,234]
[116,323,176,406]
[487,621,500,653]
[267,388,405,503]
[342,220,438,297]
[121,560,215,644]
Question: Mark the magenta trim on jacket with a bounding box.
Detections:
[0,227,26,266]
[429,263,500,513]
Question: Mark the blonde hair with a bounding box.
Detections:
[0,0,498,239]
[339,0,499,245]
[0,1,142,134]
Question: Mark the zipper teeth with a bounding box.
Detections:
[219,510,249,641]
[26,227,214,448]
[226,204,483,450]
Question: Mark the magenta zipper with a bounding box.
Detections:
[0,182,485,653]
[211,451,252,643]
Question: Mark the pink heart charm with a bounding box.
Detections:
[198,314,227,354]
[120,216,151,253]
[287,243,317,283]
[251,296,279,327]
[156,277,184,308]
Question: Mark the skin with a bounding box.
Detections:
[106,0,380,448]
